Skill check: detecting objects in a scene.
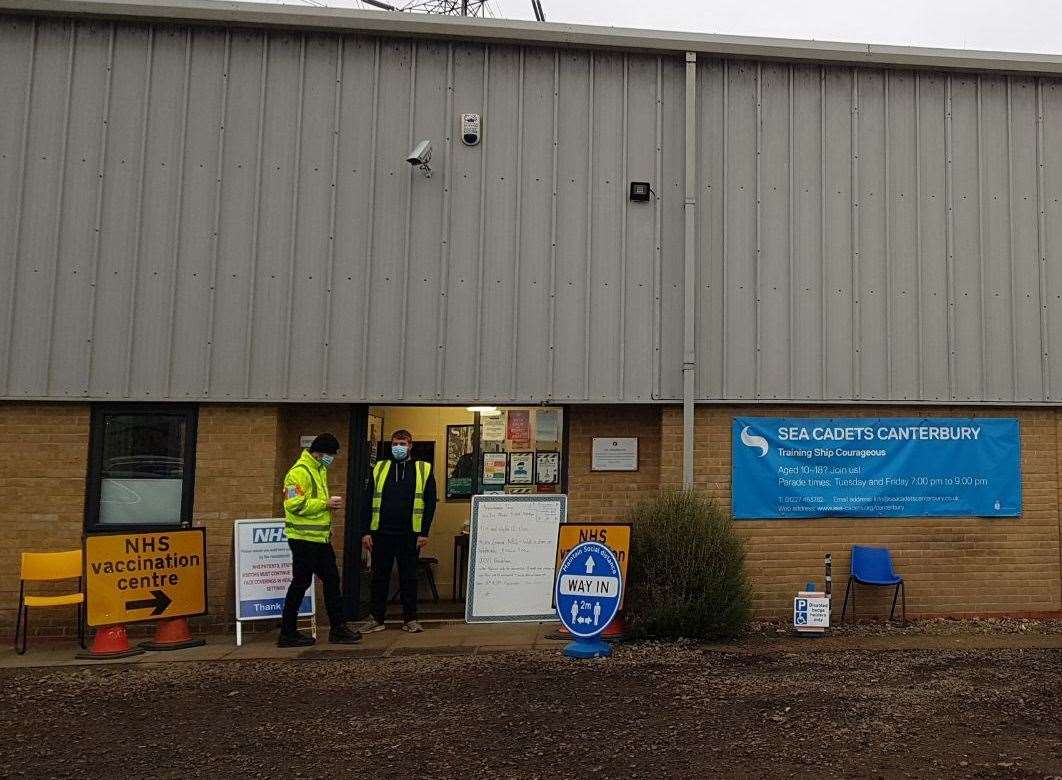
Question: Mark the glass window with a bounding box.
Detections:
[86,406,197,530]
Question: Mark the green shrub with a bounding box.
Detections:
[624,488,752,640]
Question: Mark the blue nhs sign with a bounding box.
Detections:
[252,527,287,544]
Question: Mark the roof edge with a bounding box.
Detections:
[1,0,1061,76]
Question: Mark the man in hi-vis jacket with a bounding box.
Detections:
[278,433,361,648]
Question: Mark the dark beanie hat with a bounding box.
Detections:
[308,433,340,454]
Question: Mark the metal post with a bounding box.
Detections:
[342,404,370,621]
[682,52,697,488]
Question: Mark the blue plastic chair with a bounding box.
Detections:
[841,545,906,623]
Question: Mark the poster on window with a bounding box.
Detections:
[482,412,506,442]
[507,410,531,446]
[482,452,508,487]
[534,409,560,444]
[535,451,560,485]
[508,452,534,484]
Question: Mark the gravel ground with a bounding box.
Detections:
[2,639,1060,779]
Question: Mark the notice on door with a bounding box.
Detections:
[85,529,208,627]
[465,494,566,623]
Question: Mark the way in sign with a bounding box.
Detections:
[559,574,620,597]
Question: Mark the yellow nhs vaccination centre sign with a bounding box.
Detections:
[85,529,207,627]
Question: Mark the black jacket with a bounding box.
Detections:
[360,458,438,537]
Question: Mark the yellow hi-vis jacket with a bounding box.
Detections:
[283,450,332,543]
[369,459,432,534]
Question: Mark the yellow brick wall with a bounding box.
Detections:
[191,404,283,632]
[661,405,1062,619]
[0,403,89,639]
[567,406,662,521]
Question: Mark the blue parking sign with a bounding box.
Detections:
[556,541,622,651]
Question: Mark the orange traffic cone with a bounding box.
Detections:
[75,625,145,660]
[602,612,628,641]
[139,618,206,651]
[544,625,571,641]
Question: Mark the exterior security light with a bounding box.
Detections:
[629,182,651,202]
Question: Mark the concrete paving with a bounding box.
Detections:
[3,621,1061,670]
[0,620,567,669]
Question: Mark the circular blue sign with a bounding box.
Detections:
[555,541,623,639]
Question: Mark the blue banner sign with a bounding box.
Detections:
[732,418,1021,519]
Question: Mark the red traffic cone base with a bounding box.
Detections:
[602,612,628,641]
[139,618,206,651]
[75,625,145,660]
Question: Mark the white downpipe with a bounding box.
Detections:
[682,51,697,489]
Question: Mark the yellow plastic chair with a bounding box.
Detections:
[15,550,86,655]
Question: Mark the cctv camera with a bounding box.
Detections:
[407,139,433,178]
[407,139,432,166]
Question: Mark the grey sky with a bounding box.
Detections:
[273,0,1062,55]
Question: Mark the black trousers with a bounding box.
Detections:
[371,534,419,623]
[281,539,344,635]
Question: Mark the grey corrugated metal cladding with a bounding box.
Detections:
[1,15,1061,404]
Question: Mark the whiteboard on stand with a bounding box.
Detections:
[465,494,566,623]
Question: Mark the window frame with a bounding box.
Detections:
[84,403,199,533]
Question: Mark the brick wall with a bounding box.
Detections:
[661,405,1062,619]
[191,404,283,632]
[0,403,89,639]
[566,405,662,521]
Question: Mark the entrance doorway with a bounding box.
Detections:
[344,405,568,620]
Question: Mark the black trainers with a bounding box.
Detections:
[328,624,362,644]
[277,631,316,648]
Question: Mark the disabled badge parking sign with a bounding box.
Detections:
[555,541,622,658]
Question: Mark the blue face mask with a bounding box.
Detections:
[391,445,409,461]
[319,454,335,468]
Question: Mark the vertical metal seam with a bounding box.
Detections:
[618,53,629,399]
[721,60,730,398]
[3,19,38,396]
[242,33,269,399]
[754,62,762,398]
[819,66,828,398]
[321,36,344,397]
[915,73,925,399]
[508,48,525,399]
[433,43,454,399]
[42,20,76,395]
[397,40,417,400]
[359,40,381,400]
[546,50,560,400]
[472,46,489,400]
[163,29,193,397]
[883,70,893,399]
[976,75,988,400]
[883,70,892,399]
[202,30,232,395]
[851,69,861,400]
[787,65,795,399]
[281,34,307,399]
[582,52,594,400]
[83,22,115,397]
[123,25,156,398]
[1005,77,1019,399]
[1036,78,1050,399]
[944,74,957,400]
[652,55,663,399]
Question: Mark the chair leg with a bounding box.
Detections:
[425,564,439,603]
[14,592,25,655]
[901,581,907,624]
[890,583,901,622]
[841,578,852,622]
[17,604,28,656]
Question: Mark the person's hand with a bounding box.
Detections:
[327,495,343,510]
[361,534,373,551]
[416,536,429,551]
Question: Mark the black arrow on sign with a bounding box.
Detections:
[125,590,172,616]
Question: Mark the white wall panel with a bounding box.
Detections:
[2,12,1061,404]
